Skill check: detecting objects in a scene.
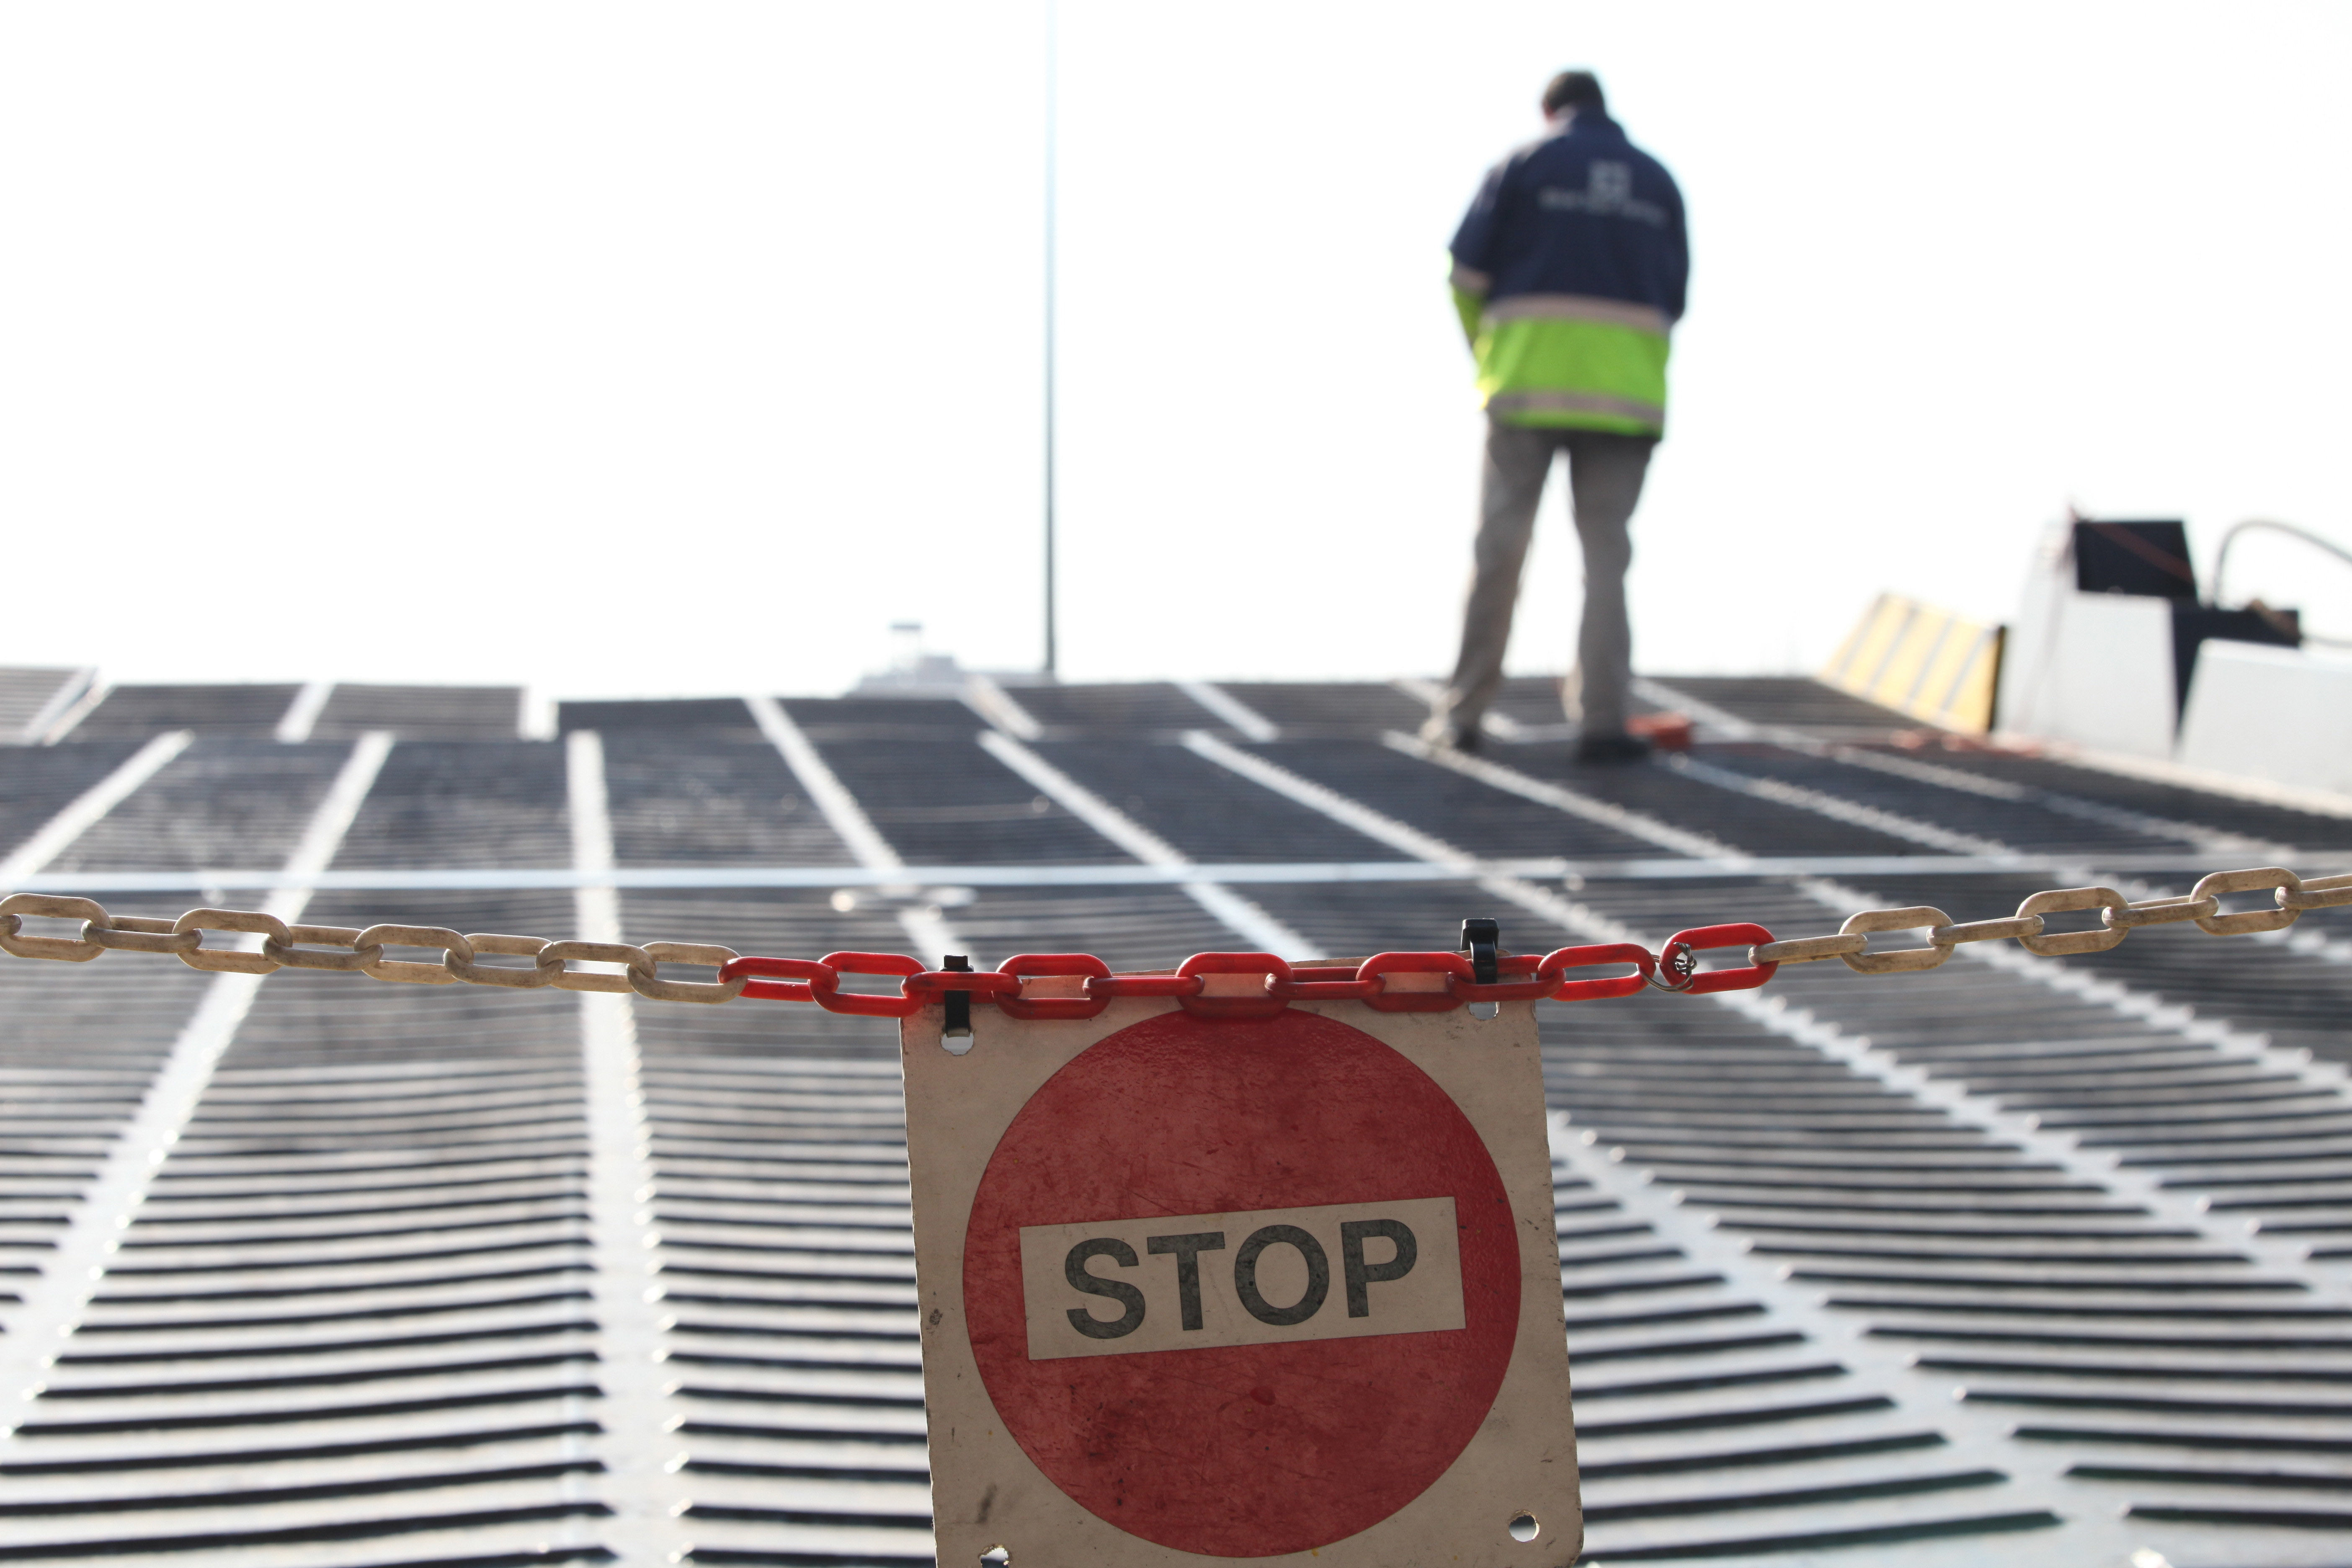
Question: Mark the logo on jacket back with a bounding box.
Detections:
[1539,160,1665,226]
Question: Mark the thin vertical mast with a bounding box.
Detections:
[1042,0,1059,678]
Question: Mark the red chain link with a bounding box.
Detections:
[714,931,1774,1020]
[1651,924,1779,995]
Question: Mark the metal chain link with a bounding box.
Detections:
[2,865,2347,1020]
[1751,866,2352,974]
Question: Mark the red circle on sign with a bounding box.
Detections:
[963,1009,1521,1558]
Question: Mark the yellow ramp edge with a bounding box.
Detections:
[1821,594,2004,733]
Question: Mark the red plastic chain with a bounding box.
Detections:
[1540,943,1657,1001]
[1175,952,1295,1020]
[1357,952,1476,1013]
[995,954,1114,1021]
[714,929,1777,1020]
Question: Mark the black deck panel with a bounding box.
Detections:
[630,888,931,1063]
[1484,674,1676,732]
[634,1031,928,1568]
[0,740,142,863]
[560,696,762,736]
[936,885,1240,972]
[0,957,213,1295]
[312,684,523,740]
[625,890,908,1063]
[805,734,1124,867]
[1,673,2348,1566]
[1538,986,2352,1553]
[1498,743,1932,858]
[621,819,930,1566]
[1210,681,1426,733]
[1216,746,2352,1554]
[1239,737,1670,861]
[329,741,571,872]
[1488,674,1568,729]
[1158,881,2054,1559]
[66,684,302,742]
[39,740,352,874]
[1240,876,1504,959]
[0,893,599,1567]
[603,732,853,869]
[1837,868,2352,1068]
[1901,748,2352,852]
[1005,681,1217,732]
[780,696,979,740]
[1535,875,2352,1547]
[621,888,911,959]
[0,790,311,1559]
[1648,676,1919,735]
[1030,738,1415,862]
[1575,868,2352,1222]
[0,667,87,742]
[1700,748,2203,857]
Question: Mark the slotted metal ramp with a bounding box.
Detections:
[0,669,93,746]
[0,673,2348,1567]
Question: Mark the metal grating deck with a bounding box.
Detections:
[0,673,2347,1566]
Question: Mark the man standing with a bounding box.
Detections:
[1424,70,1687,762]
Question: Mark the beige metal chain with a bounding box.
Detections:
[0,895,747,1003]
[4,866,2349,1012]
[1750,866,2352,974]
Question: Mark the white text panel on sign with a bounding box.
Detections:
[1019,1196,1463,1360]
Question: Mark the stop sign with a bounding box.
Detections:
[903,993,1580,1568]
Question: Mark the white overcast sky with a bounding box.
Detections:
[3,2,2348,698]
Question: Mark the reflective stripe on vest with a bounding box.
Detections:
[1485,389,1667,428]
[1481,292,1670,336]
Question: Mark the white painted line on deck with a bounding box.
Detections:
[1547,1112,2138,1564]
[1668,752,2012,857]
[1388,730,1735,861]
[2052,742,2352,823]
[33,679,110,744]
[744,696,963,962]
[747,695,906,873]
[0,731,392,1436]
[1176,680,1279,742]
[1375,734,2352,1246]
[568,730,690,1564]
[1188,722,2348,1397]
[0,730,194,889]
[977,730,1315,957]
[15,668,95,746]
[1392,677,1527,742]
[1635,675,2293,857]
[16,852,2344,897]
[273,680,334,744]
[962,673,1045,740]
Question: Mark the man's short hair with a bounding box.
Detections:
[1542,71,1605,117]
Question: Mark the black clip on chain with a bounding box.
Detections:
[1460,918,1501,987]
[942,953,973,1037]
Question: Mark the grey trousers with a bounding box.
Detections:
[1434,418,1656,738]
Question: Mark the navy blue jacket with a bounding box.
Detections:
[1451,113,1688,322]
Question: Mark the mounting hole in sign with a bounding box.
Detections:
[941,1029,975,1056]
[1509,1513,1540,1543]
[980,1547,1011,1566]
[1467,1001,1500,1021]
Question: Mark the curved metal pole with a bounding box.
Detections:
[2212,518,2352,647]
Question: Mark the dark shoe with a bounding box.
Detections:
[1574,732,1653,764]
[1418,716,1482,754]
